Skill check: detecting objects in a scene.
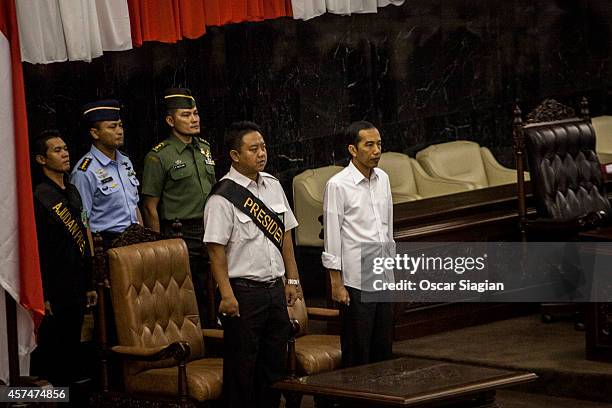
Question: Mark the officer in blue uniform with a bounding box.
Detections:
[71,99,142,247]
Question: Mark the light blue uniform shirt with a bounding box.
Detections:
[70,145,140,233]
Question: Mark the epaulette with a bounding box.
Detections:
[198,137,210,146]
[260,171,278,181]
[78,157,92,172]
[152,142,168,153]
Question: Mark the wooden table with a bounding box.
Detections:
[578,225,612,363]
[274,357,537,407]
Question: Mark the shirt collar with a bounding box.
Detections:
[347,160,379,185]
[168,135,191,154]
[228,165,264,188]
[90,145,112,165]
[41,174,69,194]
[90,145,126,166]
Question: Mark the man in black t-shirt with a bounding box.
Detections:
[31,130,97,386]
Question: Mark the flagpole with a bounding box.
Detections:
[5,294,19,386]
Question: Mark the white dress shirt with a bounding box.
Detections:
[203,166,298,282]
[322,161,394,290]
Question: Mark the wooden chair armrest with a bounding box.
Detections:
[527,211,608,233]
[111,341,191,362]
[306,307,340,320]
[202,328,224,340]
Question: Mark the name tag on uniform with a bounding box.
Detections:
[101,176,113,184]
[173,159,187,170]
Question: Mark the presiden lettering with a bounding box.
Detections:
[243,197,283,245]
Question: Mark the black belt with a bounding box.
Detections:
[230,277,282,289]
[162,218,203,226]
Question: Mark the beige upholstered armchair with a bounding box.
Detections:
[416,140,526,189]
[293,165,343,247]
[107,239,222,404]
[378,152,472,203]
[591,115,612,164]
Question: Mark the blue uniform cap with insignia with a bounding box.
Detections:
[164,88,196,109]
[82,99,121,123]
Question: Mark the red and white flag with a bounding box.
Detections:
[0,0,44,385]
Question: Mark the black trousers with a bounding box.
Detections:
[340,287,393,368]
[31,305,84,386]
[162,219,211,326]
[221,279,290,408]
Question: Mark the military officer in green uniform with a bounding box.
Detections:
[141,88,216,324]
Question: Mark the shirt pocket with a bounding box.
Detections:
[97,183,119,196]
[375,189,390,226]
[233,211,259,241]
[269,203,287,228]
[169,164,193,181]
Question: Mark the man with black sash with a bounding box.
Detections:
[203,121,301,408]
[31,130,97,386]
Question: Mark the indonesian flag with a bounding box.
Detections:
[0,0,44,385]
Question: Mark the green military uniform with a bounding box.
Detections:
[141,134,216,219]
[141,87,216,326]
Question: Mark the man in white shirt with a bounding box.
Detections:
[322,121,394,367]
[203,121,302,408]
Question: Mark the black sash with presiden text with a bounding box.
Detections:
[210,179,285,252]
[36,184,88,257]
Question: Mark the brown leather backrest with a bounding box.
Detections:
[524,118,610,220]
[287,297,309,338]
[108,239,204,372]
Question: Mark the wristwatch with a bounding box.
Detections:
[287,278,300,286]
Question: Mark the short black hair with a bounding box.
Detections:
[345,120,376,146]
[33,129,63,158]
[225,121,262,152]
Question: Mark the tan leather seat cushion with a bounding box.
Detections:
[592,115,612,163]
[125,358,223,402]
[293,166,343,246]
[295,335,341,375]
[417,141,489,188]
[378,152,418,197]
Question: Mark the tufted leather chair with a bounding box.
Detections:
[524,120,610,221]
[513,99,610,237]
[287,298,341,377]
[293,166,343,247]
[513,99,612,327]
[416,140,525,189]
[378,152,471,203]
[107,238,222,403]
